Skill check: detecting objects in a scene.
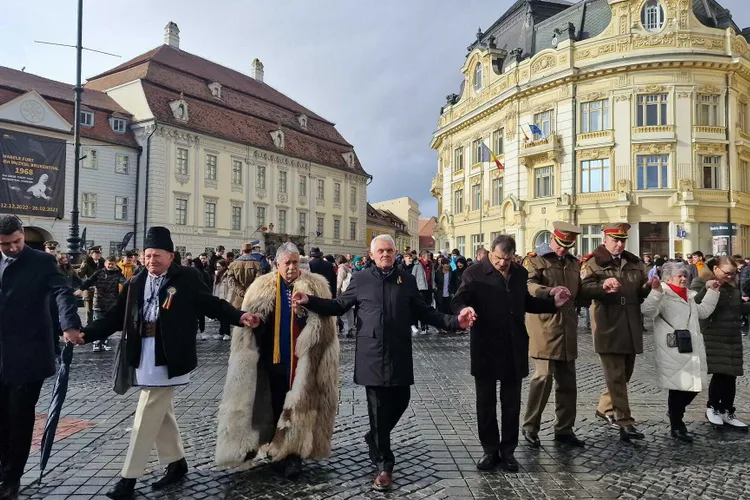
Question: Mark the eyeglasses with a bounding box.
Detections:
[718,268,736,278]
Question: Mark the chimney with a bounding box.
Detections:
[164,21,180,48]
[251,58,264,83]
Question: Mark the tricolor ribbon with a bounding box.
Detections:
[162,287,177,310]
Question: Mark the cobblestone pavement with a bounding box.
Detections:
[18,318,750,499]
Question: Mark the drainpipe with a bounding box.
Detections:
[142,122,157,248]
[133,145,142,246]
[571,82,578,227]
[726,73,733,255]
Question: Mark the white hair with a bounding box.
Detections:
[370,234,396,253]
[275,241,300,261]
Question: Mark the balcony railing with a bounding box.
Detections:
[694,126,725,134]
[633,125,675,134]
[520,134,561,157]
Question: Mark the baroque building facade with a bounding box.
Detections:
[85,22,369,257]
[431,0,750,258]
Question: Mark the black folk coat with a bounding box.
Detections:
[83,263,244,379]
[452,258,556,382]
[305,265,459,386]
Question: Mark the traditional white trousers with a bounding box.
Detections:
[121,387,185,478]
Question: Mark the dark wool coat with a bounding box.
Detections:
[452,258,556,381]
[309,257,337,298]
[83,264,243,378]
[305,265,459,386]
[691,270,750,376]
[0,246,81,384]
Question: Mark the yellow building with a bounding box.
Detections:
[365,202,411,252]
[371,197,421,251]
[431,0,750,258]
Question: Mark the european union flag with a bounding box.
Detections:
[529,123,544,137]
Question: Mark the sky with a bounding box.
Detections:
[1,1,749,218]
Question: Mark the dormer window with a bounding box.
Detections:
[298,114,308,129]
[79,110,94,127]
[208,82,222,99]
[473,62,483,93]
[342,151,355,168]
[270,130,285,149]
[169,98,189,122]
[641,0,665,32]
[110,117,127,133]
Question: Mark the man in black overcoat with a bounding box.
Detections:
[308,247,337,298]
[452,234,570,472]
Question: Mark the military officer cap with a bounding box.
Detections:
[89,245,103,254]
[552,221,581,248]
[602,222,631,240]
[43,240,59,249]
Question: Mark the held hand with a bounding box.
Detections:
[549,286,570,298]
[458,307,477,329]
[63,329,85,345]
[602,277,620,294]
[554,292,570,307]
[240,313,261,328]
[291,291,309,315]
[706,280,721,291]
[649,277,663,292]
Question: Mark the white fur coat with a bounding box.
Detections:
[215,271,339,466]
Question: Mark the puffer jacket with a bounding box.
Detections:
[641,282,719,391]
[691,270,750,376]
[80,268,126,313]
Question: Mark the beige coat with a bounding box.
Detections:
[580,245,650,354]
[224,256,262,309]
[524,251,580,361]
[215,271,339,466]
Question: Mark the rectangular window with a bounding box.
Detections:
[115,154,129,174]
[334,182,341,202]
[637,94,668,126]
[114,196,128,220]
[454,189,463,214]
[279,171,288,194]
[257,166,266,189]
[317,179,325,200]
[232,160,243,185]
[472,139,482,164]
[491,177,504,206]
[350,186,357,206]
[80,111,94,127]
[581,99,610,133]
[334,219,341,239]
[533,110,554,139]
[489,232,501,246]
[740,103,748,133]
[535,166,555,198]
[256,206,266,227]
[205,201,216,228]
[82,193,97,217]
[176,148,188,175]
[110,242,120,256]
[492,129,504,155]
[278,209,287,233]
[231,206,242,231]
[111,118,126,133]
[205,154,217,180]
[471,234,483,256]
[317,216,325,235]
[298,212,307,233]
[701,155,722,189]
[83,148,98,169]
[453,147,464,171]
[697,94,720,126]
[299,176,307,196]
[580,159,611,193]
[456,236,466,257]
[581,224,603,255]
[471,183,481,211]
[175,198,187,225]
[350,220,357,241]
[636,155,669,189]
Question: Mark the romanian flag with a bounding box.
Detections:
[481,142,504,170]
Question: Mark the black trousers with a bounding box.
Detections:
[0,381,44,483]
[667,390,698,426]
[365,386,411,473]
[268,364,290,425]
[219,319,230,337]
[708,374,737,413]
[475,377,522,456]
[419,291,433,331]
[437,295,452,315]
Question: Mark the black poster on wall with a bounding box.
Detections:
[0,128,66,217]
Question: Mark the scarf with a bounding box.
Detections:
[273,273,302,385]
[420,259,432,288]
[667,283,688,302]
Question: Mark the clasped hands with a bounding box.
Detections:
[548,286,571,307]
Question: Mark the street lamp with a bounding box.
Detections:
[66,0,84,263]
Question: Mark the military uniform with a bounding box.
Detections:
[43,240,59,254]
[580,224,650,434]
[522,222,583,443]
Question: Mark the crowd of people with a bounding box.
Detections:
[1,212,749,500]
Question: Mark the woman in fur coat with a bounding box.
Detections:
[215,242,339,479]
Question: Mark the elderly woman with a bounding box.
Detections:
[641,262,720,442]
[691,256,750,430]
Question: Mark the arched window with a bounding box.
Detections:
[641,0,664,32]
[473,63,483,93]
[534,230,552,248]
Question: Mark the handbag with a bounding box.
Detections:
[112,288,135,395]
[662,301,693,354]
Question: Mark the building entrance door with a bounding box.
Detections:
[23,226,54,251]
[639,222,669,256]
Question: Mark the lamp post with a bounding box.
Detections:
[65,0,84,263]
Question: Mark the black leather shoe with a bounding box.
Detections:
[554,434,586,447]
[476,452,500,471]
[595,411,620,430]
[501,454,520,472]
[105,478,136,500]
[619,425,645,442]
[0,481,19,500]
[671,428,694,443]
[284,455,303,479]
[522,430,541,448]
[151,457,188,490]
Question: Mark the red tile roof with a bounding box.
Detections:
[419,235,435,250]
[86,45,368,176]
[0,68,139,149]
[418,217,436,236]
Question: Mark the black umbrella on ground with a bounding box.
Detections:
[38,342,74,483]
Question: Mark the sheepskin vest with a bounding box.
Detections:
[215,271,339,466]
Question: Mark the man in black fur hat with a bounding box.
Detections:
[83,227,260,500]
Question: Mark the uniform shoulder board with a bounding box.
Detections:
[581,253,594,262]
[526,252,537,258]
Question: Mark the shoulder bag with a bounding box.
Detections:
[662,299,693,354]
